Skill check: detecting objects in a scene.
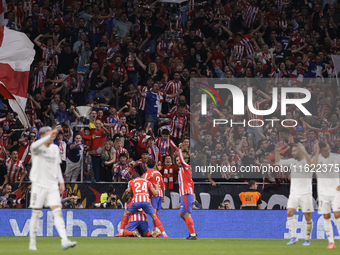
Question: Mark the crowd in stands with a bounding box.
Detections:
[0,0,340,192]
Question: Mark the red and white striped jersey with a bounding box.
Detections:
[144,168,164,197]
[104,115,119,139]
[243,2,260,28]
[155,137,176,158]
[0,118,16,131]
[128,208,148,222]
[18,140,30,163]
[246,99,267,121]
[40,44,58,67]
[6,158,24,183]
[32,67,45,91]
[65,72,86,93]
[232,44,246,61]
[178,149,194,196]
[147,145,161,162]
[0,142,4,163]
[113,124,129,135]
[289,69,304,87]
[135,158,148,173]
[164,80,181,104]
[240,35,256,57]
[157,40,176,51]
[128,178,153,203]
[169,114,188,139]
[0,133,11,148]
[138,86,151,110]
[115,147,129,162]
[7,2,24,26]
[116,162,134,181]
[169,104,190,114]
[90,18,104,34]
[22,0,33,18]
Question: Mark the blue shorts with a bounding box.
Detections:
[126,221,149,232]
[127,202,155,215]
[180,194,194,214]
[152,197,162,210]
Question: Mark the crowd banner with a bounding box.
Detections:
[0,209,338,239]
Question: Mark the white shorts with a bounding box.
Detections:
[318,194,340,214]
[287,194,314,213]
[29,185,61,209]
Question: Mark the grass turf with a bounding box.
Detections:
[0,237,337,255]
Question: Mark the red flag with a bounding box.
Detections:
[0,26,35,128]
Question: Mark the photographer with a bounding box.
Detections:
[62,194,83,209]
[106,192,123,209]
[99,185,123,209]
[218,199,232,210]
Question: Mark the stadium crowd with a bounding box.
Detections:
[0,0,340,194]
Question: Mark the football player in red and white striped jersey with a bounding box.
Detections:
[116,167,168,238]
[175,144,197,239]
[6,151,26,187]
[144,160,165,235]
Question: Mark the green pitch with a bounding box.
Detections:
[0,237,338,255]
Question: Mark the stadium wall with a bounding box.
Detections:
[11,182,319,209]
[0,209,338,239]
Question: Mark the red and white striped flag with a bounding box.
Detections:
[0,26,35,128]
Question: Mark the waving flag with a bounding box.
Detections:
[0,26,35,128]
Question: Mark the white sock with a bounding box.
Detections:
[29,210,40,245]
[324,218,334,244]
[190,233,196,236]
[52,208,68,242]
[287,217,296,238]
[305,221,313,241]
[336,218,340,243]
[162,231,167,235]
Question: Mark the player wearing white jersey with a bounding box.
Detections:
[275,142,313,246]
[312,141,340,249]
[29,127,77,251]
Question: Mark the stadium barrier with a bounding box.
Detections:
[0,209,338,239]
[12,182,319,209]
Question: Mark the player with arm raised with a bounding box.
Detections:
[175,143,197,240]
[29,126,77,251]
[312,141,340,249]
[275,142,313,246]
[144,159,165,235]
[115,172,169,238]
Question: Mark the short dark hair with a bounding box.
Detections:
[161,129,170,135]
[319,141,328,150]
[146,159,156,168]
[119,153,127,159]
[248,180,256,187]
[141,150,149,155]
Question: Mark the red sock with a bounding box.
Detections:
[124,230,134,236]
[154,218,165,233]
[145,232,152,237]
[156,213,159,219]
[185,217,195,234]
[120,215,128,230]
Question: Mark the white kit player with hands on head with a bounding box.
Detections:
[275,142,314,246]
[29,126,77,251]
[312,141,340,249]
